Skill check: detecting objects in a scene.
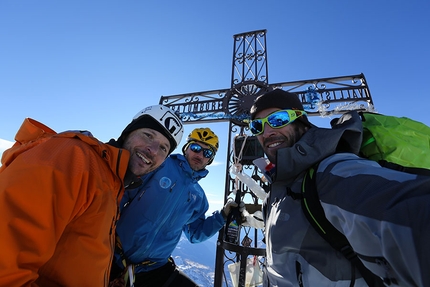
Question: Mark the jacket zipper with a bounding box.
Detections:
[106,148,124,286]
[296,261,304,287]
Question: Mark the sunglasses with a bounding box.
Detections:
[188,142,214,158]
[249,109,307,136]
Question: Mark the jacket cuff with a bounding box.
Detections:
[220,209,227,221]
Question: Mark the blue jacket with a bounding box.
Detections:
[114,153,225,273]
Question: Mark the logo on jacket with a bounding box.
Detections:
[159,177,172,189]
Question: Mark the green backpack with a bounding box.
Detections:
[299,112,430,286]
[360,112,430,175]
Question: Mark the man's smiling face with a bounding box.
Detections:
[122,128,170,176]
[254,108,303,164]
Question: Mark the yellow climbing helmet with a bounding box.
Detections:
[186,128,219,152]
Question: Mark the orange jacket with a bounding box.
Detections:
[0,118,129,287]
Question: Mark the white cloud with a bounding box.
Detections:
[208,160,224,167]
[0,139,14,160]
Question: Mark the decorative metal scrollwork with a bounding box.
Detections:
[223,81,270,126]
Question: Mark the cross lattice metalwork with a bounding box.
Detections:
[159,29,373,287]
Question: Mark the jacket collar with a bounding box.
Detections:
[276,111,363,185]
[171,153,209,181]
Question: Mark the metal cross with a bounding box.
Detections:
[159,29,373,287]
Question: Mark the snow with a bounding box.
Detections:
[172,234,219,286]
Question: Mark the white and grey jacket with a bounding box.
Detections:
[263,111,430,286]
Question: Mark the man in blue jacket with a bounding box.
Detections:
[110,127,238,287]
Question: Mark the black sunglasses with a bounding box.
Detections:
[189,143,214,158]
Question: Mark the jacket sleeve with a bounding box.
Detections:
[183,190,225,243]
[183,210,225,243]
[316,153,430,286]
[0,138,95,286]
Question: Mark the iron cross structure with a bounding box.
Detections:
[159,29,373,287]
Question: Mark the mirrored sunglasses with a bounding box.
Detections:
[189,143,214,158]
[249,109,307,136]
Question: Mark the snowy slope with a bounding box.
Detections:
[173,230,266,287]
[172,233,219,286]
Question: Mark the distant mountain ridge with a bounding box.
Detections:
[172,233,219,286]
[173,232,265,287]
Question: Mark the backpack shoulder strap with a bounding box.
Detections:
[301,166,385,287]
[378,160,430,176]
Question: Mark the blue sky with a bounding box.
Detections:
[1,1,429,213]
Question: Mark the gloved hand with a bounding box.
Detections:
[221,200,245,220]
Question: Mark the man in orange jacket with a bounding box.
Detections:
[0,105,184,287]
